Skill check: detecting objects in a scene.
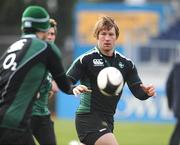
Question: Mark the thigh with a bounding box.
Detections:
[76,112,114,145]
[95,133,119,145]
[0,128,35,145]
[31,115,56,145]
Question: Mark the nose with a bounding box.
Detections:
[104,35,110,41]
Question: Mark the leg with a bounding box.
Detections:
[82,130,118,145]
[169,119,180,145]
[31,115,56,145]
[95,133,118,145]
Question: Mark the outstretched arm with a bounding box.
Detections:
[140,84,156,97]
[129,83,156,100]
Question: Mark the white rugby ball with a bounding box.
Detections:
[97,67,124,96]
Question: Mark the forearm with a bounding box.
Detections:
[130,84,150,100]
[54,73,75,94]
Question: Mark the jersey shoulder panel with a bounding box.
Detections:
[115,51,135,69]
[18,38,47,67]
[77,48,98,64]
[30,38,47,51]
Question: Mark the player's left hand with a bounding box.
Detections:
[140,84,156,97]
[49,81,59,99]
[73,85,92,96]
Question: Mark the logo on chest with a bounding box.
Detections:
[119,62,124,68]
[93,59,104,66]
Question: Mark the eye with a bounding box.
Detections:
[100,32,106,36]
[109,33,115,36]
[48,32,55,36]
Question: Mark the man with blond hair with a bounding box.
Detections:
[67,16,156,145]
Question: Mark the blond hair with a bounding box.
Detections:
[49,18,57,34]
[93,16,119,39]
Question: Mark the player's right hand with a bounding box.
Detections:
[73,85,92,96]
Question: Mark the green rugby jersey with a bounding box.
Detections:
[32,72,52,116]
[0,34,73,130]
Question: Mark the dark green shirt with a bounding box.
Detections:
[0,34,73,130]
[32,72,52,116]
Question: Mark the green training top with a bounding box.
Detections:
[31,72,52,116]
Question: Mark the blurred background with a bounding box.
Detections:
[0,0,179,145]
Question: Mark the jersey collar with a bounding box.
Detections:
[94,46,117,58]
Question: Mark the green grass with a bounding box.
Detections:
[52,118,174,145]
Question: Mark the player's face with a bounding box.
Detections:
[97,27,117,56]
[47,27,56,42]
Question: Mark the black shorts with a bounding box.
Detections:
[30,115,56,145]
[75,112,114,145]
[0,127,35,145]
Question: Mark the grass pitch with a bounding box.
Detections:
[52,118,173,145]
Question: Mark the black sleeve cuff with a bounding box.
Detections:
[129,84,151,100]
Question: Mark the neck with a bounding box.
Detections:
[100,49,114,57]
[36,32,45,40]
